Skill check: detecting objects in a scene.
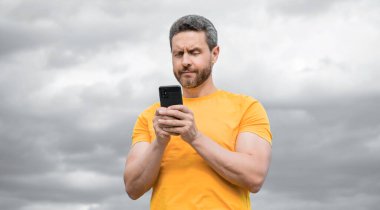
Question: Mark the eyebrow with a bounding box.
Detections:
[172,46,202,53]
[188,47,201,52]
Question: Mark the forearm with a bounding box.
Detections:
[190,134,268,192]
[124,140,167,199]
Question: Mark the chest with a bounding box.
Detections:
[149,103,244,164]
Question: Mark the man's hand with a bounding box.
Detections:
[153,107,176,145]
[157,105,200,144]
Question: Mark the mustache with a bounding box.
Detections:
[179,69,198,74]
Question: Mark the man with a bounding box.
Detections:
[124,15,272,210]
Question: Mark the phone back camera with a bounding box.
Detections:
[161,90,168,98]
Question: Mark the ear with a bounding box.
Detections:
[211,46,220,64]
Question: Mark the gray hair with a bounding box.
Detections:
[169,15,218,51]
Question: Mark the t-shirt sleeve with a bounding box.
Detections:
[239,98,272,145]
[131,106,156,145]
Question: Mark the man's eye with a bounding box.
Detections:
[174,52,183,57]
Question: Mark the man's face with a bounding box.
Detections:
[171,31,219,88]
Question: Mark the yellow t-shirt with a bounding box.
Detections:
[132,90,272,210]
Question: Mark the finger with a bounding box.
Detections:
[161,109,188,120]
[163,126,184,134]
[155,107,184,119]
[160,115,178,120]
[168,105,192,114]
[154,116,177,129]
[155,121,180,136]
[165,131,181,136]
[158,118,187,128]
[159,130,172,137]
[153,121,172,137]
[155,107,168,116]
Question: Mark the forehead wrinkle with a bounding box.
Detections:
[172,38,199,50]
[171,31,207,51]
[172,44,200,52]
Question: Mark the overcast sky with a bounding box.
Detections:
[1,0,380,209]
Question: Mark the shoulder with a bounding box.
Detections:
[138,102,160,119]
[218,90,259,106]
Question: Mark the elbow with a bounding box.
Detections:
[124,176,144,200]
[247,175,265,194]
[125,184,144,200]
[126,191,142,200]
[124,171,143,200]
[249,183,262,194]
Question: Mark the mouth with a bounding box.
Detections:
[180,71,197,76]
[181,73,196,79]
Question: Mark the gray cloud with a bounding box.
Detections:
[267,0,346,17]
[1,0,379,210]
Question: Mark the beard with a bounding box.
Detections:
[174,62,213,89]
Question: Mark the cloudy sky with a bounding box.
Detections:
[1,0,379,209]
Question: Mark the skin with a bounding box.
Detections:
[124,31,272,200]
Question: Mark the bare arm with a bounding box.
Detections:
[190,132,271,193]
[159,105,272,193]
[124,108,172,200]
[123,140,168,200]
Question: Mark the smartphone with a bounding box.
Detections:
[159,85,183,107]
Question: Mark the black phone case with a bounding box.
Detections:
[159,85,183,107]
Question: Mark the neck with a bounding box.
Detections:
[182,76,217,98]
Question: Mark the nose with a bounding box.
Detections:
[181,53,191,68]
